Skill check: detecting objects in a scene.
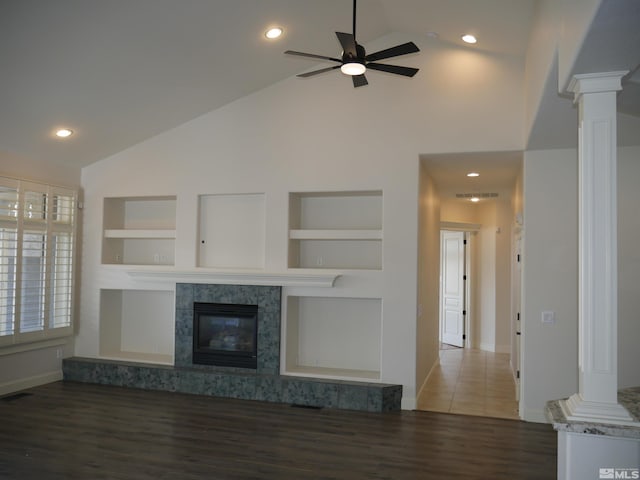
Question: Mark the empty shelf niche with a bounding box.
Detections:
[284,296,382,380]
[288,191,382,269]
[102,196,176,265]
[99,289,175,365]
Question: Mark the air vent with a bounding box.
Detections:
[455,193,499,199]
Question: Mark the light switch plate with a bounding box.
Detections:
[541,311,556,324]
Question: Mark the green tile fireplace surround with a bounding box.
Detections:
[64,283,401,412]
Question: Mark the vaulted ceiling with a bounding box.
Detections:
[1,0,639,197]
[0,0,536,169]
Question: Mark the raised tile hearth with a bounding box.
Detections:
[62,357,401,411]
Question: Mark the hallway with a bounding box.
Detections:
[417,348,519,420]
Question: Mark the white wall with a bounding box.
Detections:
[78,32,526,408]
[521,145,640,421]
[618,145,640,389]
[0,150,81,394]
[477,203,497,351]
[416,164,440,399]
[523,0,563,141]
[0,150,81,187]
[556,0,602,91]
[495,199,513,354]
[522,0,600,104]
[521,148,578,422]
[440,200,478,225]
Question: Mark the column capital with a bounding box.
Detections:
[568,71,628,102]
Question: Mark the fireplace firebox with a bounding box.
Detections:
[192,302,258,369]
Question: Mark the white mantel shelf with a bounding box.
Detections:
[125,267,341,287]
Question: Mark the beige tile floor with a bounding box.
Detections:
[417,347,519,420]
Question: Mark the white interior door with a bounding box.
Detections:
[441,231,465,347]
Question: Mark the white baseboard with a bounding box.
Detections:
[0,370,63,397]
[402,397,417,410]
[520,406,550,424]
[416,357,441,404]
[479,342,496,352]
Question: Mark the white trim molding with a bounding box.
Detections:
[0,370,62,397]
[567,71,628,101]
[126,267,341,287]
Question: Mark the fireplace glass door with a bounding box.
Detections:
[193,302,258,368]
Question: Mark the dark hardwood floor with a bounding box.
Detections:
[0,381,556,479]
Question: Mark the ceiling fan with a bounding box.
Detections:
[285,0,420,88]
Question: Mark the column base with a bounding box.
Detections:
[560,393,638,426]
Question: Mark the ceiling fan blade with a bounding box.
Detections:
[297,65,342,78]
[336,32,358,59]
[352,74,368,88]
[284,50,342,63]
[365,42,420,62]
[367,63,419,77]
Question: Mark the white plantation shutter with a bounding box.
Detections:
[0,177,76,346]
[50,234,73,329]
[20,230,47,333]
[0,184,19,219]
[49,190,74,330]
[0,182,19,341]
[52,192,74,224]
[0,228,17,337]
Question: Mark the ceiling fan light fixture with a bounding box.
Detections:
[284,0,419,87]
[341,62,366,76]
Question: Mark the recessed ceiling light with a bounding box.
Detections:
[467,172,480,177]
[55,128,73,138]
[265,27,283,39]
[470,197,480,203]
[461,34,477,44]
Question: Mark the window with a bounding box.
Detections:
[0,177,76,346]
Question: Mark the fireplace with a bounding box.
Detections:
[192,302,258,369]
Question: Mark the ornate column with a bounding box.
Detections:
[560,71,635,425]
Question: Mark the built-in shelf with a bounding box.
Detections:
[289,229,383,240]
[102,196,177,265]
[104,229,177,239]
[99,351,173,366]
[283,366,380,381]
[99,289,175,364]
[283,296,382,382]
[124,267,340,287]
[289,191,383,270]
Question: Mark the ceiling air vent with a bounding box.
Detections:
[455,193,499,199]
